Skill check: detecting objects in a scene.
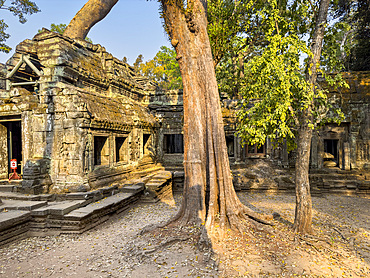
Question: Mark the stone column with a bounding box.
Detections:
[235,136,243,163]
[350,125,359,170]
[343,142,351,170]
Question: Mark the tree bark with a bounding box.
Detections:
[294,119,313,234]
[64,0,118,40]
[160,0,270,233]
[293,0,330,234]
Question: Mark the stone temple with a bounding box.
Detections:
[0,29,369,195]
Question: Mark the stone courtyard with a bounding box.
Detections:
[0,192,369,277]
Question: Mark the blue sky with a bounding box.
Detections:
[1,0,171,65]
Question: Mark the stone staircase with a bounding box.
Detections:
[0,170,174,246]
[309,168,370,195]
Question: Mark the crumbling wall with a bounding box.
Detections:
[1,30,161,193]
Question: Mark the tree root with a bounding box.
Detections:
[142,236,192,255]
[242,205,274,226]
[333,227,347,242]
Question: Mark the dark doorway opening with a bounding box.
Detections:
[324,139,339,166]
[0,121,22,176]
[226,136,234,157]
[164,134,184,154]
[94,136,108,166]
[115,137,127,163]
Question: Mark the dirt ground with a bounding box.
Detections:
[0,192,369,277]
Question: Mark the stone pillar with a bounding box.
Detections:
[0,123,8,179]
[343,142,351,170]
[235,136,243,163]
[349,125,359,170]
[318,139,324,169]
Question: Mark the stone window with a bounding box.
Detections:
[247,143,265,157]
[115,136,128,163]
[94,136,109,166]
[164,134,183,154]
[226,135,234,157]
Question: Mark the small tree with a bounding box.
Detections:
[0,0,40,53]
[233,0,347,234]
[136,46,183,90]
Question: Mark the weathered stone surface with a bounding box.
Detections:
[0,29,160,194]
[0,200,47,211]
[142,171,174,204]
[0,210,30,246]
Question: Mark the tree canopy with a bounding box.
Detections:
[0,0,39,53]
[135,46,183,90]
[210,0,346,149]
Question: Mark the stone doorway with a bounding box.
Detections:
[0,120,22,179]
[324,139,339,167]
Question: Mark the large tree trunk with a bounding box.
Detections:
[64,0,118,40]
[160,0,270,233]
[293,0,330,234]
[65,0,271,234]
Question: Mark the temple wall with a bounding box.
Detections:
[0,30,159,194]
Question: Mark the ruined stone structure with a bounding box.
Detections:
[0,29,161,194]
[0,29,369,195]
[148,75,370,193]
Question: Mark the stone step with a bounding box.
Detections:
[322,179,359,189]
[164,166,184,172]
[0,184,17,193]
[119,183,145,194]
[58,192,139,233]
[0,199,48,211]
[142,171,173,203]
[0,192,54,201]
[0,210,31,230]
[358,180,370,190]
[0,181,146,243]
[65,192,135,220]
[310,173,360,181]
[0,210,31,246]
[31,200,88,217]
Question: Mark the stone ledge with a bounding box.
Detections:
[0,181,145,244]
[0,200,48,211]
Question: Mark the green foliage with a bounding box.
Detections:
[0,20,10,53]
[209,0,347,149]
[50,23,67,34]
[0,0,40,53]
[235,0,312,148]
[322,21,353,72]
[136,46,182,90]
[208,0,255,66]
[323,0,370,71]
